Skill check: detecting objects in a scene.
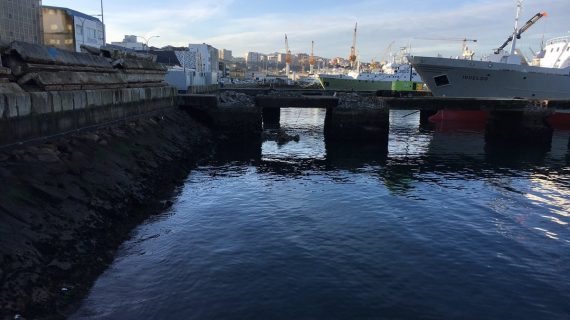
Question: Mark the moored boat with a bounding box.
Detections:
[409,1,569,124]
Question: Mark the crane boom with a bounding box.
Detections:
[348,23,357,68]
[495,11,547,54]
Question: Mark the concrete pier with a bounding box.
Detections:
[324,107,390,144]
[485,110,553,148]
[262,108,280,129]
[378,96,570,147]
[420,110,437,127]
[0,42,176,147]
[178,94,262,140]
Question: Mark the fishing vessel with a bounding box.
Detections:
[319,23,424,92]
[410,2,569,99]
[319,47,423,91]
[410,1,570,127]
[318,63,422,91]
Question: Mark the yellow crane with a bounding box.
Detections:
[309,40,315,74]
[348,22,357,69]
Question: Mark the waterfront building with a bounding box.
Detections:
[42,6,104,52]
[219,49,233,62]
[0,0,43,44]
[167,43,219,91]
[111,35,145,51]
[245,52,266,64]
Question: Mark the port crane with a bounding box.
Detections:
[348,23,357,69]
[285,34,291,76]
[495,3,547,54]
[309,40,315,74]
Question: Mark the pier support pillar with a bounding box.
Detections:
[419,110,437,127]
[324,107,389,165]
[324,106,389,146]
[262,107,280,129]
[485,110,553,149]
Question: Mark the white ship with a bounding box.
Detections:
[318,64,422,91]
[410,1,570,99]
[318,48,423,91]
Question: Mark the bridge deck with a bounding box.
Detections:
[179,93,570,112]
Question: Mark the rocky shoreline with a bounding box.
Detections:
[0,108,214,319]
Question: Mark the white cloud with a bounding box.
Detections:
[44,0,570,59]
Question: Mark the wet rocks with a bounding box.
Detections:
[0,108,213,319]
[217,91,254,107]
[335,92,382,109]
[263,129,300,145]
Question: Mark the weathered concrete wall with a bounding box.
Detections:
[324,106,390,144]
[2,41,167,91]
[262,108,280,129]
[0,86,177,146]
[256,95,338,109]
[178,93,262,140]
[485,110,553,149]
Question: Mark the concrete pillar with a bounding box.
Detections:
[485,110,553,150]
[324,107,389,144]
[419,109,437,127]
[262,107,280,129]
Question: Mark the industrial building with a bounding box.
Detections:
[0,0,43,44]
[218,49,233,62]
[245,52,267,64]
[42,6,104,52]
[111,35,145,51]
[167,43,220,92]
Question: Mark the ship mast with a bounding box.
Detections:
[510,0,524,55]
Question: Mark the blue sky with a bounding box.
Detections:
[42,0,570,60]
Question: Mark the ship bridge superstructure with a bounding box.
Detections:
[540,36,570,69]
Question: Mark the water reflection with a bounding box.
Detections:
[72,108,570,320]
[213,109,569,197]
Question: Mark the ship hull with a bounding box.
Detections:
[411,56,570,99]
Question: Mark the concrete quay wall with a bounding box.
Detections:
[0,86,177,146]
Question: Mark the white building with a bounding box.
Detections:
[167,43,219,90]
[111,35,145,51]
[245,51,266,64]
[276,53,287,64]
[219,49,233,61]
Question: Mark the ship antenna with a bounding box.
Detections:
[510,0,524,55]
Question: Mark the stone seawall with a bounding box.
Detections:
[0,86,177,146]
[0,107,213,318]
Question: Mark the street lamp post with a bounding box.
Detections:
[100,0,105,44]
[135,35,160,51]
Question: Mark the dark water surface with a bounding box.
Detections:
[72,109,570,320]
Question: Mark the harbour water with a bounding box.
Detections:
[71,109,570,320]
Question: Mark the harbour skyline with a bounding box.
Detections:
[42,0,570,60]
